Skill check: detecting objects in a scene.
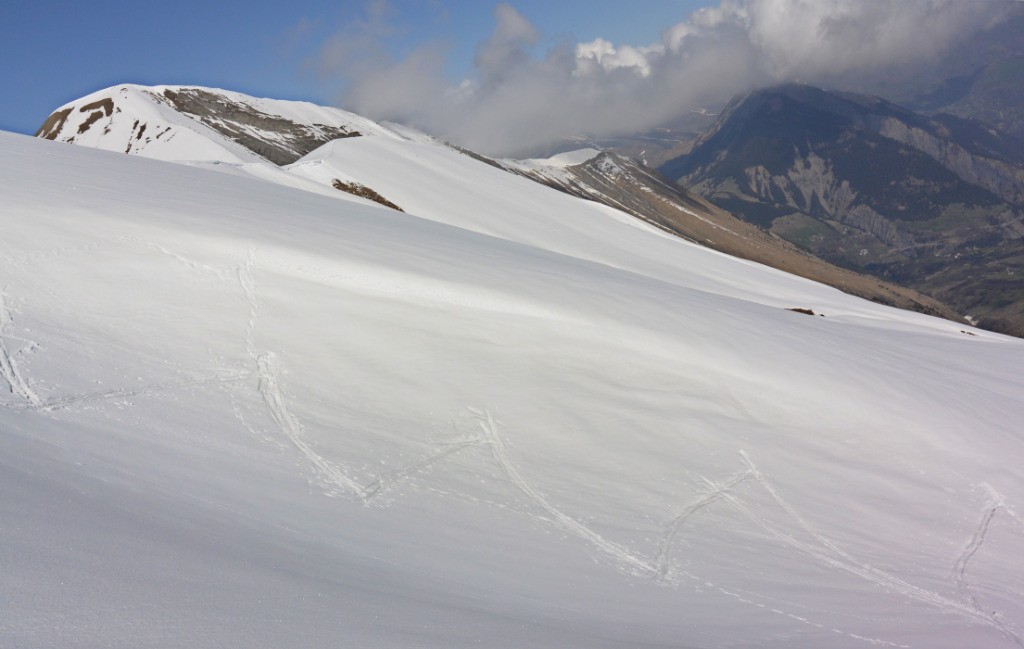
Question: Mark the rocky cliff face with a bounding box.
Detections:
[661,84,1024,336]
[875,115,1024,207]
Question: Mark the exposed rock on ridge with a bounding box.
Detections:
[158,88,361,165]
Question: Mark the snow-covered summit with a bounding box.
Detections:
[35,83,400,165]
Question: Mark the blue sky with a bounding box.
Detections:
[5,1,1016,155]
[0,0,707,134]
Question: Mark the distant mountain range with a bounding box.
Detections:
[660,84,1024,336]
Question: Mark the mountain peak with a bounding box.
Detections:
[34,84,397,165]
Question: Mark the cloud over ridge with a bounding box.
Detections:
[318,0,1017,157]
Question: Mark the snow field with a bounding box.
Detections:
[2,120,1023,649]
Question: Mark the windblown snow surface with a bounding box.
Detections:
[3,128,1024,649]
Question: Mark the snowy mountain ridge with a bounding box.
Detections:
[24,84,985,325]
[36,83,398,163]
[2,85,1023,648]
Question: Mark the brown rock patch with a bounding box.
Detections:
[332,179,403,212]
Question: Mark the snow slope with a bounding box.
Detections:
[287,134,960,325]
[3,130,1024,649]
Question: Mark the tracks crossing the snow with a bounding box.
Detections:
[950,485,1024,646]
[3,241,1023,647]
[0,292,41,407]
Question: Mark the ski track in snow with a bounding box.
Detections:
[12,372,252,413]
[951,486,1024,645]
[239,251,363,498]
[360,438,486,501]
[468,411,909,647]
[985,484,1024,531]
[150,243,234,280]
[728,452,1022,646]
[241,252,487,504]
[0,245,259,416]
[952,504,1000,620]
[471,408,657,577]
[255,351,364,497]
[253,354,483,504]
[0,292,42,407]
[953,504,998,604]
[652,469,753,582]
[701,580,910,648]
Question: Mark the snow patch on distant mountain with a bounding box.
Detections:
[512,148,603,170]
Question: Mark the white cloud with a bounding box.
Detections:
[575,38,659,77]
[315,0,1019,157]
[739,0,1005,82]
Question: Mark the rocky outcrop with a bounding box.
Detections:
[840,204,915,249]
[156,89,361,165]
[742,155,914,249]
[743,154,858,218]
[331,179,403,211]
[35,108,72,140]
